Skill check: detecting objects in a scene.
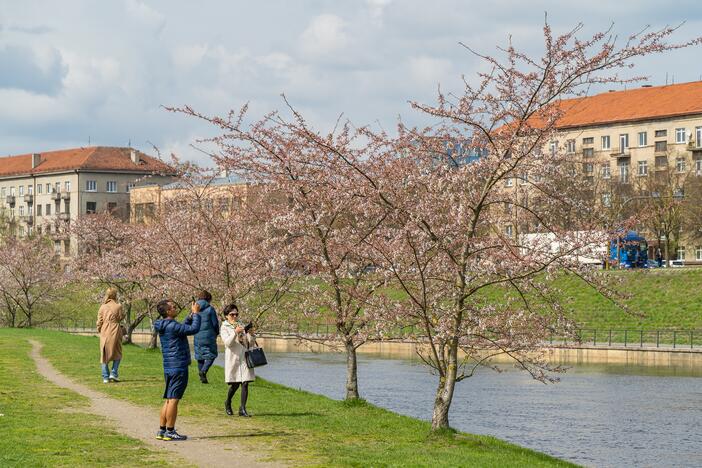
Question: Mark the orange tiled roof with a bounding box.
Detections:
[0,146,173,177]
[553,81,702,129]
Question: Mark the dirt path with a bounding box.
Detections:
[29,339,284,468]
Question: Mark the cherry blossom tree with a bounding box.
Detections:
[166,105,393,400]
[0,237,65,327]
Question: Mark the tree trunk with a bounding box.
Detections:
[431,342,458,430]
[664,238,670,267]
[344,339,360,400]
[148,327,158,349]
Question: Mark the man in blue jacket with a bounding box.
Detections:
[153,299,201,441]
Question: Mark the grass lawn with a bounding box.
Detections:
[0,330,182,467]
[0,328,576,467]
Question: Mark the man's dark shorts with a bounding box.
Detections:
[163,370,189,399]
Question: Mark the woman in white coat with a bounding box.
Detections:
[220,303,256,417]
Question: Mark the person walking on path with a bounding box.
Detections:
[193,290,219,384]
[97,287,125,383]
[153,299,201,441]
[221,303,256,417]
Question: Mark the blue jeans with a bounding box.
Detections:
[101,360,121,379]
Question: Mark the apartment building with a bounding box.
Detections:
[129,174,248,223]
[0,146,174,257]
[513,81,702,264]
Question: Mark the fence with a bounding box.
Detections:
[31,318,702,350]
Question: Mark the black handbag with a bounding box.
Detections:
[244,347,267,368]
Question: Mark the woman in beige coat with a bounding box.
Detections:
[97,287,125,383]
[220,303,256,417]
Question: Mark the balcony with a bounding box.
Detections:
[57,212,71,221]
[610,150,631,159]
[50,192,61,201]
[20,215,34,225]
[61,192,70,200]
[23,194,33,204]
[6,195,15,205]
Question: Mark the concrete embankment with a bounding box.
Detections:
[116,332,702,368]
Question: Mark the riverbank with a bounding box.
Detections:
[0,329,574,467]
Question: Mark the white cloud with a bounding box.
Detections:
[299,14,348,57]
[172,44,209,69]
[366,0,392,24]
[124,0,165,31]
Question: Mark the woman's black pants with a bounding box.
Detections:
[226,382,249,408]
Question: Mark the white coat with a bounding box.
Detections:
[221,321,256,383]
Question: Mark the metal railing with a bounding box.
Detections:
[26,319,702,350]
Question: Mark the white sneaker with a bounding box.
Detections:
[103,379,109,384]
[109,375,120,382]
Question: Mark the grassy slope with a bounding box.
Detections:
[53,269,702,332]
[1,328,576,468]
[0,330,183,467]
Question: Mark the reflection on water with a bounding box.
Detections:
[216,351,702,468]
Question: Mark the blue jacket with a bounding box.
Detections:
[193,299,219,361]
[154,314,201,373]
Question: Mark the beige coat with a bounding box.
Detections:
[221,321,256,383]
[97,299,125,363]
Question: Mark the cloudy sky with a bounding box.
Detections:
[1,0,701,164]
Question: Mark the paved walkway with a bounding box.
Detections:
[29,339,283,468]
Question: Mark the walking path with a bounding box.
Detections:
[29,340,283,468]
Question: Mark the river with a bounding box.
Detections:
[216,351,702,468]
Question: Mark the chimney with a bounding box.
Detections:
[31,153,41,169]
[130,149,140,164]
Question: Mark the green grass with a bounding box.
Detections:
[0,330,182,467]
[0,328,576,467]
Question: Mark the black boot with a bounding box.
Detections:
[238,406,251,417]
[199,371,208,384]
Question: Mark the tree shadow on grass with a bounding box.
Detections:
[253,412,322,417]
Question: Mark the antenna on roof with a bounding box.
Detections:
[88,136,91,146]
[666,72,669,85]
[128,138,131,148]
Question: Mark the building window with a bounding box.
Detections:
[28,186,33,195]
[107,202,117,214]
[19,226,25,237]
[504,225,513,237]
[584,163,594,174]
[696,246,702,261]
[10,187,15,196]
[583,137,594,145]
[55,182,61,193]
[106,181,117,193]
[696,158,702,175]
[602,193,611,207]
[619,134,629,153]
[86,201,97,214]
[46,183,51,193]
[638,132,647,147]
[637,160,648,176]
[601,164,611,179]
[601,135,611,150]
[655,155,668,168]
[65,181,71,192]
[37,205,42,216]
[37,184,42,194]
[64,240,71,256]
[676,157,686,172]
[655,141,667,153]
[676,246,686,261]
[518,174,528,185]
[45,204,51,216]
[504,178,513,187]
[19,206,24,216]
[54,241,61,255]
[675,128,687,144]
[583,148,594,158]
[19,186,24,196]
[655,129,667,138]
[696,126,702,148]
[566,139,576,154]
[549,141,557,156]
[1,188,6,198]
[86,180,97,192]
[127,183,135,192]
[619,161,630,183]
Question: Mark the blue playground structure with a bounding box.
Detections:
[610,231,649,268]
